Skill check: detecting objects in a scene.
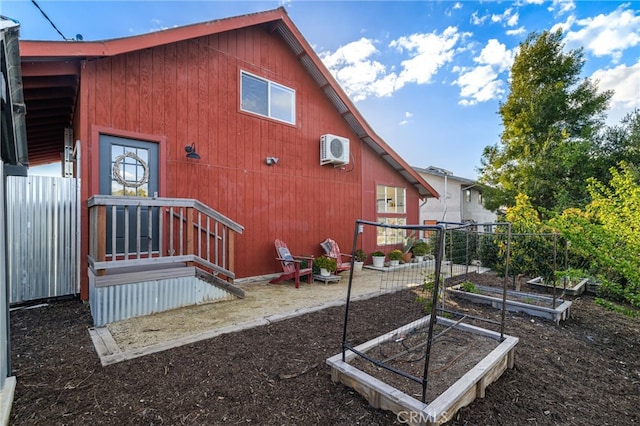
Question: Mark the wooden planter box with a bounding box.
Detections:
[586,280,601,295]
[327,316,518,426]
[526,276,587,296]
[446,284,572,324]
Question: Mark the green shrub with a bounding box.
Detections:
[388,249,403,261]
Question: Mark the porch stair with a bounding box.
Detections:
[87,195,244,326]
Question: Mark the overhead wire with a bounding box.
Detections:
[30,0,69,41]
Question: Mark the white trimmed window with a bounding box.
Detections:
[376,185,407,245]
[240,71,295,124]
[376,185,406,213]
[376,217,407,246]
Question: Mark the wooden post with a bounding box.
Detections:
[228,231,235,281]
[186,207,194,266]
[96,205,107,276]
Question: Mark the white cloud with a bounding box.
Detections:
[446,2,463,17]
[506,26,526,36]
[592,60,640,111]
[475,39,515,72]
[550,15,576,34]
[455,65,504,106]
[454,39,515,105]
[471,11,488,25]
[548,0,576,16]
[319,28,463,101]
[390,26,462,87]
[563,4,640,61]
[319,38,398,101]
[491,8,519,27]
[398,112,413,126]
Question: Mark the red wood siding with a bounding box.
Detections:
[79,25,421,281]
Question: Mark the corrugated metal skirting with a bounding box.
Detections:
[89,274,235,326]
[6,175,79,304]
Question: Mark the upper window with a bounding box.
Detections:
[465,189,471,202]
[376,185,406,214]
[240,71,295,124]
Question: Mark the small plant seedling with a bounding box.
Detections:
[416,272,444,313]
[460,280,478,293]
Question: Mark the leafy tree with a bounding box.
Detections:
[479,29,612,215]
[593,109,640,180]
[550,162,640,307]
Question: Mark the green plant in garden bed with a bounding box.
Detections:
[595,298,639,318]
[416,273,444,312]
[554,268,589,286]
[460,280,479,293]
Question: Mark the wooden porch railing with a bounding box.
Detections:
[87,195,244,282]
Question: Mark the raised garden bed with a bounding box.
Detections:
[526,276,587,296]
[327,315,518,426]
[446,284,572,324]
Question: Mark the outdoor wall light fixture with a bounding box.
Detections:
[185,143,201,160]
[265,156,279,166]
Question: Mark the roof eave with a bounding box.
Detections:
[20,8,287,58]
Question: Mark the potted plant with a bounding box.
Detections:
[412,243,428,262]
[354,249,367,272]
[388,249,403,267]
[371,251,385,268]
[314,255,337,277]
[402,231,417,263]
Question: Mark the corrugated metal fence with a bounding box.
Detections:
[6,175,79,304]
[0,162,8,393]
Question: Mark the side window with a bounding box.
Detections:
[376,185,406,213]
[376,185,407,246]
[240,71,295,124]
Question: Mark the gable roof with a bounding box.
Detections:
[19,7,438,198]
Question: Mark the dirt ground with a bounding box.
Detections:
[9,271,640,425]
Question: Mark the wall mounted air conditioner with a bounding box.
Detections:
[320,134,350,166]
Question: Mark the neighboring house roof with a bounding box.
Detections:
[19,7,438,198]
[414,165,479,189]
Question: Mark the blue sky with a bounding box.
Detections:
[4,1,639,179]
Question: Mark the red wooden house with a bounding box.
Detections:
[19,8,437,325]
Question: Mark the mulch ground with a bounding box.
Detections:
[9,272,640,425]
